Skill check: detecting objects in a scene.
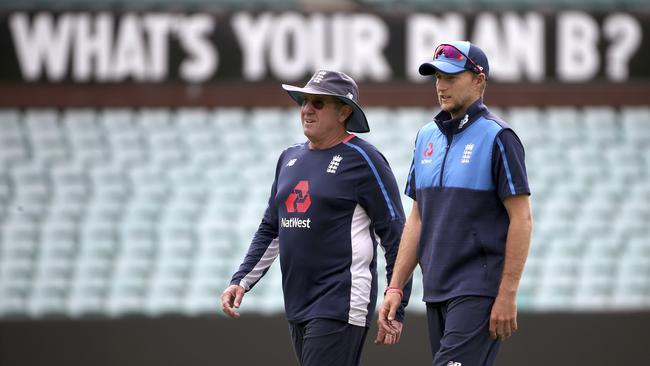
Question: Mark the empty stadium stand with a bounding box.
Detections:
[0,106,649,318]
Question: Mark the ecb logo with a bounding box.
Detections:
[285,180,311,213]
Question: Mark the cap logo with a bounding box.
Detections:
[310,70,327,84]
[346,92,354,99]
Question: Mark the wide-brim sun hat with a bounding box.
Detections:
[282,70,370,133]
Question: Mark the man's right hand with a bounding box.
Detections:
[221,284,245,318]
[377,292,402,338]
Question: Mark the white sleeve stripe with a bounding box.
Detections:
[348,204,373,327]
[239,237,280,291]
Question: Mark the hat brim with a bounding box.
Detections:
[418,60,466,76]
[282,84,370,133]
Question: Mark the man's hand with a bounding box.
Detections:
[374,319,403,345]
[221,284,245,318]
[489,291,518,340]
[375,292,403,344]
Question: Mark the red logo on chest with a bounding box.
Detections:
[285,180,311,213]
[423,143,434,157]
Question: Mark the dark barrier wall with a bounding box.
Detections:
[1,312,649,365]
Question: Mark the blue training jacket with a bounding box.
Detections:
[231,135,411,327]
[406,99,530,302]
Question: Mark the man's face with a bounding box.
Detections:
[300,94,348,141]
[435,71,482,117]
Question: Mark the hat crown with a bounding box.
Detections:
[419,41,490,79]
[305,70,359,102]
[461,42,489,78]
[442,41,489,77]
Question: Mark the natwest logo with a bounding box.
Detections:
[285,180,311,213]
[423,142,433,157]
[421,142,434,164]
[281,217,311,228]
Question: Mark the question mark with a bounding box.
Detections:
[603,13,641,82]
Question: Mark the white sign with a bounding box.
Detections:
[10,12,217,82]
[6,11,644,83]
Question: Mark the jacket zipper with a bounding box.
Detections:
[439,133,453,187]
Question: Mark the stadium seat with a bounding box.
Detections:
[621,107,650,146]
[0,256,33,317]
[0,109,22,137]
[145,256,191,316]
[24,109,70,163]
[547,107,582,145]
[183,281,222,316]
[27,255,74,317]
[584,106,620,146]
[105,256,152,317]
[624,236,650,258]
[38,219,78,260]
[105,284,147,317]
[67,281,108,318]
[100,109,135,134]
[611,255,650,309]
[62,109,106,164]
[2,215,40,259]
[573,256,616,310]
[79,217,119,261]
[49,162,90,206]
[508,107,547,148]
[10,161,51,219]
[0,109,28,163]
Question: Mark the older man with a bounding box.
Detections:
[222,70,411,366]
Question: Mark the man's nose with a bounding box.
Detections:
[302,101,316,112]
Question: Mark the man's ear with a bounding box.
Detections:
[339,105,353,124]
[475,73,486,88]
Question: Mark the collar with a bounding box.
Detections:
[434,98,488,136]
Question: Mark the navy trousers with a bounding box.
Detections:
[289,318,368,366]
[426,296,501,366]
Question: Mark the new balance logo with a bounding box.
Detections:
[461,143,474,164]
[326,155,343,174]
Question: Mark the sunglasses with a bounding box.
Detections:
[434,44,484,75]
[301,97,341,110]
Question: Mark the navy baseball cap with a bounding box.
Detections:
[419,41,490,79]
[282,70,370,133]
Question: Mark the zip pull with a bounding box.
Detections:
[445,133,453,148]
